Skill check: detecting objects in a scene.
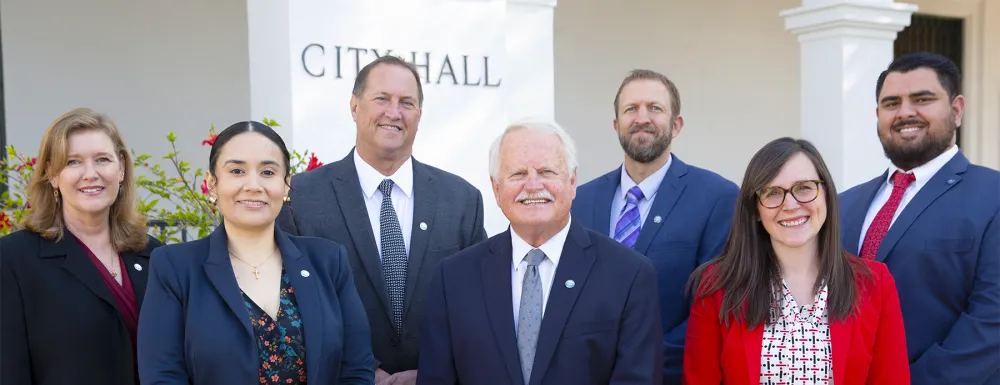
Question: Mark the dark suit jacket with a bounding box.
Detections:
[276,149,488,374]
[1,229,163,385]
[571,154,738,383]
[136,224,374,384]
[416,220,664,385]
[839,151,1000,385]
[684,259,910,384]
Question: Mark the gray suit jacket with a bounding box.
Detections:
[277,149,488,374]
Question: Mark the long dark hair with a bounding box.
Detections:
[687,137,871,329]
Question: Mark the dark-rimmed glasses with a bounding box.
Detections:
[756,180,824,209]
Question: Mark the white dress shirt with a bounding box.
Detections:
[511,218,572,330]
[858,145,959,251]
[354,150,414,259]
[608,154,672,236]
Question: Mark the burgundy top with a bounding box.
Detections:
[74,238,139,362]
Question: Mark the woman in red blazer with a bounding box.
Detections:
[684,138,909,385]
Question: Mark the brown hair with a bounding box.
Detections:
[687,137,870,328]
[23,108,149,252]
[613,69,681,119]
[352,55,424,107]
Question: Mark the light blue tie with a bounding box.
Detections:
[517,248,546,385]
[614,186,644,248]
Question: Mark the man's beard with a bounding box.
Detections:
[620,123,672,164]
[880,117,956,171]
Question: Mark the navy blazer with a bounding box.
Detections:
[416,220,664,385]
[571,154,738,383]
[137,224,375,384]
[839,150,1000,384]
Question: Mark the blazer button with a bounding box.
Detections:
[390,336,400,346]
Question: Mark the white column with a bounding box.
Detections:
[780,0,917,191]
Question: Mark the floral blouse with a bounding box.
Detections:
[760,281,833,384]
[242,270,308,384]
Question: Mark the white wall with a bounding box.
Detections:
[2,0,251,184]
[554,0,802,186]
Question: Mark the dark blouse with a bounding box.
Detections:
[74,235,140,382]
[242,270,308,384]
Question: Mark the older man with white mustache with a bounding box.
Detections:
[417,119,664,385]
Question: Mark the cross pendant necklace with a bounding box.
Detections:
[229,247,277,280]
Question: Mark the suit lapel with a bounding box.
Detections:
[49,233,119,313]
[843,174,886,255]
[530,222,594,385]
[875,153,968,262]
[481,232,523,385]
[122,251,150,308]
[276,228,325,379]
[403,159,438,321]
[592,169,619,237]
[202,225,254,341]
[742,322,764,385]
[634,155,688,254]
[830,315,853,384]
[331,151,393,322]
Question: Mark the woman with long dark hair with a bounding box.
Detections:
[684,137,909,384]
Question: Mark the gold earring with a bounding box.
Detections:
[209,195,217,205]
[283,196,290,203]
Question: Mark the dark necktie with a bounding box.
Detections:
[378,179,407,333]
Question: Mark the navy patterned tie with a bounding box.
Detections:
[378,179,407,334]
[614,186,644,248]
[517,248,546,385]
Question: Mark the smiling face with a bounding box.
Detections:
[491,129,577,237]
[876,68,964,171]
[206,132,290,231]
[52,130,124,221]
[756,152,827,253]
[614,79,682,164]
[350,63,422,160]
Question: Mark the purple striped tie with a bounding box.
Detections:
[614,186,644,248]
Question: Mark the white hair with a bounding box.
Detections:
[488,118,579,180]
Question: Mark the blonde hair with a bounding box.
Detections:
[23,108,149,252]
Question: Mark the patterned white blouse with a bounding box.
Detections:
[760,281,833,384]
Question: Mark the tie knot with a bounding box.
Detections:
[524,248,546,266]
[378,179,395,197]
[891,171,915,189]
[626,186,644,204]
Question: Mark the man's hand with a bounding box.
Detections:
[375,368,392,383]
[378,370,418,385]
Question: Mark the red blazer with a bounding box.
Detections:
[683,258,909,385]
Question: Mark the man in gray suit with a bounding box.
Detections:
[277,55,488,385]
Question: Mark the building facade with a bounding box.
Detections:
[2,0,997,235]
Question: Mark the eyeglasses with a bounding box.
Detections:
[756,180,824,209]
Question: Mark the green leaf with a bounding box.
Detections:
[167,132,177,142]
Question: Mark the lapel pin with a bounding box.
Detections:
[134,263,142,271]
[420,222,428,231]
[947,179,956,185]
[565,279,575,288]
[301,270,310,278]
[653,215,662,224]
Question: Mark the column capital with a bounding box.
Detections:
[781,0,918,41]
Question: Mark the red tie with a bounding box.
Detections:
[860,171,916,259]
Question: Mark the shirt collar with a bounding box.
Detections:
[619,153,672,201]
[510,217,572,270]
[885,145,958,190]
[354,149,414,199]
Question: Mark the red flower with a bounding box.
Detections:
[200,179,210,195]
[0,212,11,230]
[15,157,37,172]
[202,133,217,147]
[305,153,323,171]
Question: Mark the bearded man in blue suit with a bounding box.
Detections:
[571,69,739,384]
[839,52,1000,384]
